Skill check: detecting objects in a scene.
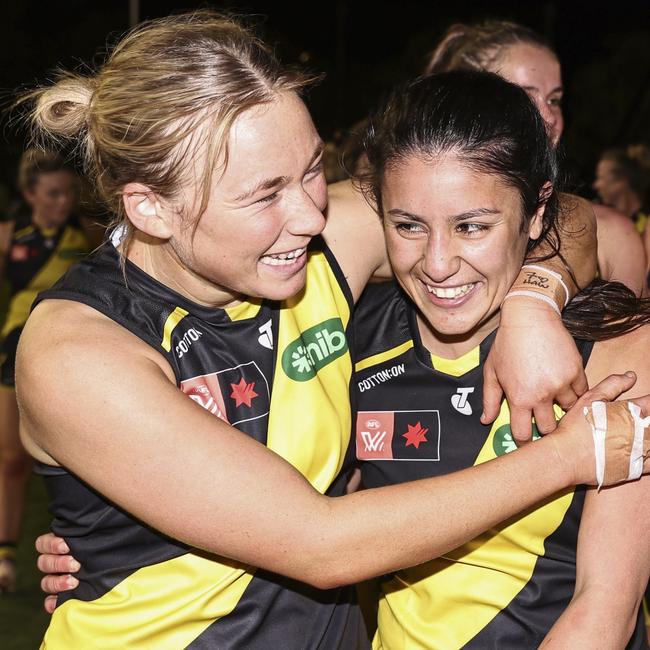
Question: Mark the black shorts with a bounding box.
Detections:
[0,328,22,387]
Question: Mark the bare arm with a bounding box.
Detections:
[594,203,646,296]
[541,327,650,648]
[18,300,636,591]
[483,194,597,439]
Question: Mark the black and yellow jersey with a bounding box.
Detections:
[34,240,367,649]
[2,221,88,338]
[353,281,647,650]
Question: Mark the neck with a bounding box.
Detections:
[32,210,58,231]
[127,234,243,309]
[416,310,500,360]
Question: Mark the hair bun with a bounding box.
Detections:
[33,73,96,139]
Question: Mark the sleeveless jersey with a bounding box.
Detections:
[35,240,368,650]
[2,221,87,338]
[352,282,647,650]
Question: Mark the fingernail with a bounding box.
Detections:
[70,560,81,572]
[625,371,635,378]
[66,576,79,588]
[58,542,70,553]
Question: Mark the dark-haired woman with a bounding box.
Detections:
[0,149,87,593]
[354,71,650,649]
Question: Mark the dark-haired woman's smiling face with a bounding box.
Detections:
[382,153,543,353]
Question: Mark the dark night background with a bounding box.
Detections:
[0,0,649,206]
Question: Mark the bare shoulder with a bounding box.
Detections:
[324,179,390,301]
[557,193,596,234]
[17,299,175,462]
[593,204,638,236]
[587,326,650,394]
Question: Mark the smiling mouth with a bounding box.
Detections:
[259,247,307,266]
[424,282,476,299]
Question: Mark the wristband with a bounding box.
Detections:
[583,400,650,489]
[503,264,570,314]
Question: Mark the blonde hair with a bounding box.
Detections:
[426,20,555,75]
[26,11,313,252]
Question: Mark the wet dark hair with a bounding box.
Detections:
[361,71,558,255]
[358,70,650,341]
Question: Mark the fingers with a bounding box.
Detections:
[533,404,558,435]
[571,369,589,397]
[481,363,503,424]
[35,532,69,555]
[509,406,533,445]
[555,387,579,412]
[44,595,58,615]
[579,371,636,405]
[41,573,78,596]
[37,553,80,575]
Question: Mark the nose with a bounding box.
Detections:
[423,230,461,282]
[285,189,327,238]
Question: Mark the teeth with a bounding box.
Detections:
[260,247,306,266]
[425,283,475,298]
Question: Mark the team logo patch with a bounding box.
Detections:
[181,361,270,426]
[10,245,29,262]
[451,387,475,415]
[281,318,348,381]
[356,410,440,461]
[492,423,541,456]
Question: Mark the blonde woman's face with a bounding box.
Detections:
[170,92,328,305]
[496,44,564,147]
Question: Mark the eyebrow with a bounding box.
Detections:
[233,142,324,203]
[522,84,563,94]
[387,207,501,221]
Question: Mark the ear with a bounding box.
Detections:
[528,181,553,241]
[22,188,36,209]
[122,183,173,240]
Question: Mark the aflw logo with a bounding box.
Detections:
[361,430,387,452]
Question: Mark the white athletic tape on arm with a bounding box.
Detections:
[584,401,607,489]
[628,402,650,480]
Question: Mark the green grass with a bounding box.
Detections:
[0,475,52,649]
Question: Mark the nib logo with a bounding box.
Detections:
[230,378,258,408]
[403,422,429,449]
[281,318,348,381]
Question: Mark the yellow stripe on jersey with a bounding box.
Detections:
[268,248,353,494]
[160,307,188,352]
[225,298,263,322]
[374,403,572,650]
[41,554,255,649]
[12,225,35,240]
[430,346,480,377]
[356,340,414,373]
[2,228,88,337]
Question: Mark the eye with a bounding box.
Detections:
[256,191,280,205]
[548,96,563,108]
[305,160,324,178]
[395,222,426,236]
[456,223,489,235]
